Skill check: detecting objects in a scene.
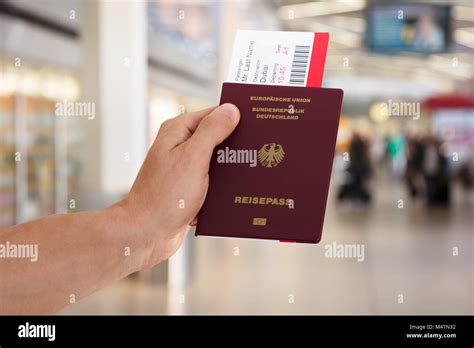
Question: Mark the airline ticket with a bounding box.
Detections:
[226,30,329,88]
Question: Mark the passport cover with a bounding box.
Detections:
[196,83,343,243]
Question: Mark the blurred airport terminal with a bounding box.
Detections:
[0,0,473,314]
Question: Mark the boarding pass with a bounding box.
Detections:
[226,30,329,88]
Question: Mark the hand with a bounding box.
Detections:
[116,103,240,268]
[0,103,239,314]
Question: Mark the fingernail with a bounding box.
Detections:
[217,103,239,122]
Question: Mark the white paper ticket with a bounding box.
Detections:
[226,30,329,88]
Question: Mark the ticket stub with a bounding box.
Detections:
[226,30,329,88]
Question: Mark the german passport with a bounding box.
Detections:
[195,83,343,243]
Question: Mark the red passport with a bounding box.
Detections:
[196,83,343,243]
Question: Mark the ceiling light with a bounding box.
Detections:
[452,5,474,22]
[278,0,366,20]
[454,28,474,48]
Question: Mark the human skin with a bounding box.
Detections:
[0,103,240,314]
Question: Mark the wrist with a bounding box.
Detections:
[101,200,154,276]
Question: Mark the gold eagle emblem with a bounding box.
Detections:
[257,143,285,167]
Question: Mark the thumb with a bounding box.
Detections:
[187,103,240,160]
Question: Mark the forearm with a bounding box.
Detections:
[0,104,239,314]
[0,202,150,314]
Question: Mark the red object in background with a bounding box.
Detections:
[423,94,474,110]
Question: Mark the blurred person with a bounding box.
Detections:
[404,135,424,199]
[413,13,444,52]
[401,19,416,45]
[459,147,474,189]
[386,133,406,177]
[0,104,240,314]
[421,133,450,206]
[369,132,387,166]
[337,133,372,204]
